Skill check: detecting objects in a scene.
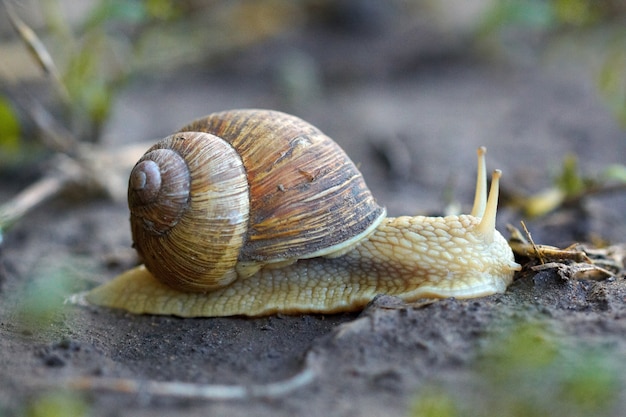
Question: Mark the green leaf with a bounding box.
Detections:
[0,96,21,154]
[479,0,555,34]
[553,0,598,26]
[26,391,89,417]
[82,0,148,31]
[555,153,585,196]
[602,164,626,182]
[410,387,458,417]
[597,49,626,127]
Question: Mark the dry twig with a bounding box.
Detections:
[507,223,624,281]
[4,0,69,100]
[65,353,319,400]
[0,143,149,240]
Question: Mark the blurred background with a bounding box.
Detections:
[1,0,626,243]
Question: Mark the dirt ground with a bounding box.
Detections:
[1,10,626,417]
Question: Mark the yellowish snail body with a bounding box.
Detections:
[85,109,521,317]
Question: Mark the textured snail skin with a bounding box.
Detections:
[86,217,519,317]
[85,140,521,317]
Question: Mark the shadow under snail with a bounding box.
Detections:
[84,109,522,317]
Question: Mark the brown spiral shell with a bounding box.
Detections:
[128,109,385,292]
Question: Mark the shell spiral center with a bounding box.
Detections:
[128,149,191,235]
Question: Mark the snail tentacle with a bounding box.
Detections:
[470,146,487,218]
[476,169,502,243]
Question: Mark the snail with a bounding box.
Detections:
[84,109,521,317]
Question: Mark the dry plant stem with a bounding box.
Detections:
[531,261,615,280]
[0,143,149,237]
[67,357,318,400]
[25,96,79,153]
[0,174,68,234]
[5,1,79,153]
[507,223,621,280]
[520,220,544,264]
[4,0,69,101]
[507,224,592,263]
[0,152,89,235]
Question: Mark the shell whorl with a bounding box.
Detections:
[180,109,386,263]
[128,132,250,292]
[129,109,385,293]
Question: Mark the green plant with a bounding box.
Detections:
[25,390,89,417]
[410,322,622,417]
[21,0,181,142]
[519,153,626,217]
[0,0,183,239]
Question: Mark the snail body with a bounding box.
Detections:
[86,109,521,317]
